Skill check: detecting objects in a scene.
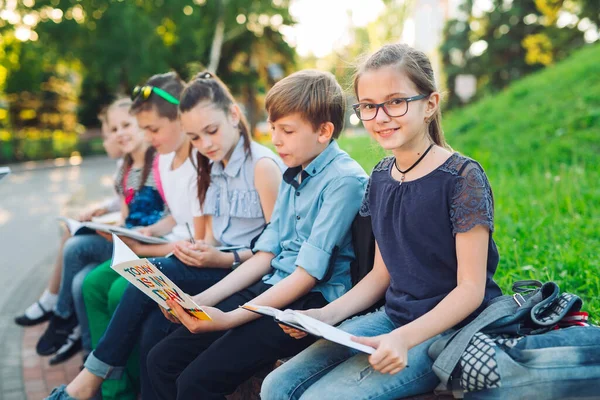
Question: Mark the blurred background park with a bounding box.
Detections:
[0,0,598,319]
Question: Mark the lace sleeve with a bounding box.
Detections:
[358,176,372,217]
[450,162,494,234]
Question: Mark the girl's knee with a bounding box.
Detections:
[72,270,87,299]
[107,282,125,312]
[82,269,102,294]
[260,370,285,400]
[261,364,301,400]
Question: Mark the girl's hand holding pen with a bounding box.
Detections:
[173,241,228,268]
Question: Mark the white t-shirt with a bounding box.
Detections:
[158,151,197,241]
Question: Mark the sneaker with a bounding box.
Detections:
[36,314,78,356]
[14,301,53,326]
[49,326,82,365]
[45,384,77,400]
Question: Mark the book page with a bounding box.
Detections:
[240,304,280,318]
[110,235,211,320]
[241,304,375,354]
[108,225,170,244]
[92,211,121,225]
[288,311,375,355]
[111,233,140,264]
[57,217,84,235]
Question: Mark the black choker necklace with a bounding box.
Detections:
[394,144,434,184]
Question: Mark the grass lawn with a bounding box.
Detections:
[338,43,600,324]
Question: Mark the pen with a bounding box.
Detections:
[185,222,196,245]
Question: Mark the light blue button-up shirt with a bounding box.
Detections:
[195,137,284,247]
[253,141,368,302]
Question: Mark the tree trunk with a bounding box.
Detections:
[208,0,226,73]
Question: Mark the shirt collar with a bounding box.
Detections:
[282,140,340,188]
[211,136,247,178]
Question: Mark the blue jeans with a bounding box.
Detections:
[72,264,96,353]
[261,308,442,400]
[55,234,113,319]
[84,256,229,400]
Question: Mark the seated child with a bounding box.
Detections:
[46,71,283,400]
[35,98,166,364]
[144,69,368,400]
[261,43,502,400]
[14,107,124,366]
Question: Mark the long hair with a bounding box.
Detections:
[353,43,450,149]
[130,71,185,121]
[109,97,156,191]
[179,71,252,210]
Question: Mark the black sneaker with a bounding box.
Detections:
[49,326,82,365]
[14,302,53,326]
[36,314,78,356]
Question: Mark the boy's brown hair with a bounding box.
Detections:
[265,70,345,138]
[130,71,185,121]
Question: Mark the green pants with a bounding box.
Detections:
[83,260,140,400]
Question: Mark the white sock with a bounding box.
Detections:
[23,289,57,319]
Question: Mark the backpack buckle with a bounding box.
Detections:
[513,293,525,307]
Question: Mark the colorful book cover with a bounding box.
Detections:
[110,235,211,320]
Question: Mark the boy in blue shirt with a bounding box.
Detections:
[146,70,368,400]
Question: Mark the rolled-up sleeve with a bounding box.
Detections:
[252,191,283,255]
[295,176,367,280]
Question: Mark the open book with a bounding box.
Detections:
[91,211,122,225]
[57,217,169,245]
[110,235,211,320]
[0,166,10,181]
[241,304,375,354]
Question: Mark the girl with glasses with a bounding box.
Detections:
[262,43,503,400]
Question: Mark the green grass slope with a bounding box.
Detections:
[338,43,600,323]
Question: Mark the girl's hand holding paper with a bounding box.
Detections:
[352,331,409,375]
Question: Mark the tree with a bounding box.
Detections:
[3,0,297,129]
[440,0,599,109]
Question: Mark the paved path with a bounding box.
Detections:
[0,156,116,399]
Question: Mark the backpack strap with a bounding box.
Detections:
[153,155,166,204]
[429,283,546,388]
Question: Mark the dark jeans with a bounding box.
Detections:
[84,256,230,400]
[146,281,328,400]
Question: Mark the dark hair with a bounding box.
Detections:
[130,71,185,121]
[265,70,345,138]
[108,97,156,191]
[353,43,450,149]
[179,71,252,210]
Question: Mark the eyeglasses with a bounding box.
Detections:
[352,94,427,121]
[131,85,180,105]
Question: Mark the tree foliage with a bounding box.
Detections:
[1,0,297,128]
[440,0,599,109]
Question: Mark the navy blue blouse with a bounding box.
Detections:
[360,153,502,328]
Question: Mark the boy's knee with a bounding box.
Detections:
[146,343,166,378]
